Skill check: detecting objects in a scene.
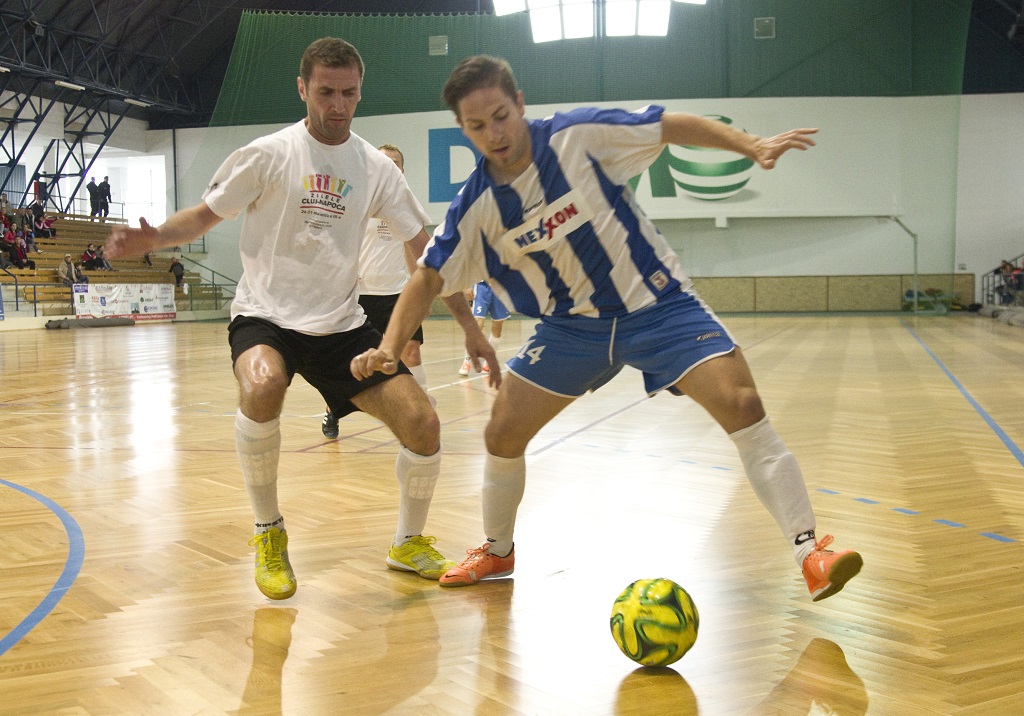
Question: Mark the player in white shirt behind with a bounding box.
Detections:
[321,143,434,439]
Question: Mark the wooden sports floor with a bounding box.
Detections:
[2,312,1023,715]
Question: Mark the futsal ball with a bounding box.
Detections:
[610,578,699,667]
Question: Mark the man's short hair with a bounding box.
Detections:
[377,143,404,167]
[300,37,364,83]
[442,55,518,117]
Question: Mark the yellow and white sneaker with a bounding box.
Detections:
[248,527,297,600]
[386,535,455,580]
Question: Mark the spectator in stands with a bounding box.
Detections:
[98,176,112,219]
[169,256,185,287]
[5,231,35,269]
[96,246,114,270]
[86,177,100,219]
[58,254,87,285]
[30,199,44,221]
[16,228,39,256]
[33,212,51,238]
[18,218,39,251]
[995,260,1017,305]
[81,243,100,270]
[0,193,10,216]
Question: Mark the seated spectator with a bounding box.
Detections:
[57,254,88,285]
[168,257,185,287]
[6,233,35,269]
[81,243,100,270]
[17,228,39,254]
[33,213,51,238]
[96,246,114,271]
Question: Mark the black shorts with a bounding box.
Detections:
[228,315,410,417]
[358,293,424,345]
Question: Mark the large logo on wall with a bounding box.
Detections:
[651,116,756,201]
[427,116,754,205]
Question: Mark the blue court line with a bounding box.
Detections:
[901,319,1024,469]
[0,479,85,657]
[817,488,1018,544]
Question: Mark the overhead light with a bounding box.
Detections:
[605,1,637,36]
[562,0,594,38]
[54,80,85,91]
[493,0,527,14]
[0,66,9,73]
[529,6,563,42]
[672,0,706,4]
[637,0,671,36]
[124,98,151,108]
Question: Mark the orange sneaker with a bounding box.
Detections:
[458,358,471,376]
[802,534,863,602]
[481,361,490,373]
[439,542,514,587]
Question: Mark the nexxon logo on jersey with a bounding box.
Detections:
[500,188,592,259]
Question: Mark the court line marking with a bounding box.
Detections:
[817,487,1018,544]
[901,318,1024,469]
[0,479,85,657]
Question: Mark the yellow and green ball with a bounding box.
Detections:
[610,578,699,667]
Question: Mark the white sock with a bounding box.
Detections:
[729,416,817,566]
[235,409,284,534]
[487,333,501,353]
[483,453,525,557]
[409,363,427,390]
[394,445,441,545]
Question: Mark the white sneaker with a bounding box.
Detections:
[458,358,471,376]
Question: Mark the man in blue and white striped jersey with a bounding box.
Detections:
[352,55,862,602]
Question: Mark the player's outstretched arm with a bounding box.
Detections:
[351,267,443,379]
[661,112,817,170]
[441,290,501,389]
[105,202,223,259]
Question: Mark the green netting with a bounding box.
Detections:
[210,3,972,128]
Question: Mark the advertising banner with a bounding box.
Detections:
[73,283,176,321]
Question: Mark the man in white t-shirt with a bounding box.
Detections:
[107,37,482,601]
[321,143,432,439]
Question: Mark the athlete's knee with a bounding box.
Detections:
[723,386,766,429]
[484,412,530,458]
[236,370,288,422]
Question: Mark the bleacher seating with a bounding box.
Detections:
[1,213,228,314]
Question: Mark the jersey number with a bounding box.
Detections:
[516,341,546,365]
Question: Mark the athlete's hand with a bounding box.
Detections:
[105,217,160,259]
[351,347,399,379]
[751,127,817,170]
[464,331,502,390]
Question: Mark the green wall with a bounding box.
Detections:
[211,0,972,126]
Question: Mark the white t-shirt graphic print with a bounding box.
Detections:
[204,120,430,334]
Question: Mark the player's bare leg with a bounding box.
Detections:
[441,373,574,587]
[676,348,862,600]
[353,377,452,579]
[234,345,295,599]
